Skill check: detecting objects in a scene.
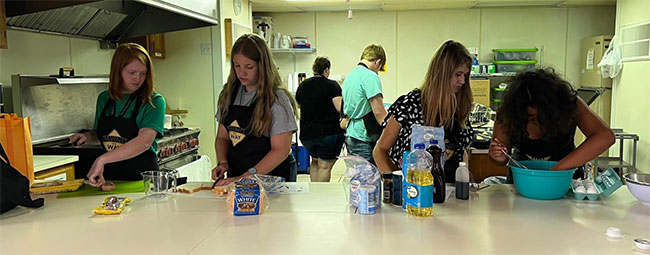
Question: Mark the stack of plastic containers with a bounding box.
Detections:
[492,48,538,73]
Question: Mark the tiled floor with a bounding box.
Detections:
[296,159,347,183]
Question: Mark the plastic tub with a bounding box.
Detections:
[511,160,576,200]
[494,60,537,73]
[492,87,506,100]
[493,48,538,61]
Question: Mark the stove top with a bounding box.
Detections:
[164,128,190,137]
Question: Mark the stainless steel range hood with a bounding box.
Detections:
[5,0,219,42]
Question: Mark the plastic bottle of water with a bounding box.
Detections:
[405,143,434,217]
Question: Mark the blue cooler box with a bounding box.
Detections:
[292,145,310,173]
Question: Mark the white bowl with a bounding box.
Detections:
[623,173,650,205]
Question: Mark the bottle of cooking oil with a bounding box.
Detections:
[405,143,434,217]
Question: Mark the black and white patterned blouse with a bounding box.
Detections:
[383,89,474,167]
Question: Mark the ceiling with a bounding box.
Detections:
[251,0,616,13]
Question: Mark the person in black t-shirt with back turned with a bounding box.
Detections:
[296,57,344,182]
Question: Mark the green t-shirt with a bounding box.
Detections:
[93,91,166,153]
[342,66,383,142]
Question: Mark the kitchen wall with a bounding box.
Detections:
[0,28,223,167]
[221,0,253,84]
[257,7,615,102]
[152,27,218,167]
[0,30,114,87]
[612,0,650,173]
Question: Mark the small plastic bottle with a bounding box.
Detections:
[455,162,470,200]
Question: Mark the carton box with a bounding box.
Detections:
[470,79,490,106]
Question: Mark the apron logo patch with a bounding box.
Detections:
[228,120,246,147]
[526,154,551,161]
[103,129,128,151]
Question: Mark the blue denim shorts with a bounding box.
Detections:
[344,136,376,165]
[301,133,344,160]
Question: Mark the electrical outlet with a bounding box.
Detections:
[201,43,212,55]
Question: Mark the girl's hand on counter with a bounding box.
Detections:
[87,157,106,187]
[69,133,88,147]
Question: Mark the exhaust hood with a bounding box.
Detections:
[5,0,219,42]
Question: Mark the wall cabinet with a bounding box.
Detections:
[469,149,508,183]
[121,34,166,59]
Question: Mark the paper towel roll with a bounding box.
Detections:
[293,72,299,93]
[287,74,293,92]
[176,155,212,182]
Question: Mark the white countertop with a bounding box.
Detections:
[1,184,648,254]
[33,155,79,172]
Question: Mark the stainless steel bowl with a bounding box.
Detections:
[623,173,650,186]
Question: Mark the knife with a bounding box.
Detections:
[211,175,222,189]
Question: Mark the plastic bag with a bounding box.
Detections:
[597,35,622,79]
[411,124,446,166]
[254,175,287,193]
[226,178,269,216]
[340,156,381,209]
[92,196,131,215]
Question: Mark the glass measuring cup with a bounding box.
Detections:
[141,170,178,198]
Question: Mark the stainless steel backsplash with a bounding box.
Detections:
[22,83,107,142]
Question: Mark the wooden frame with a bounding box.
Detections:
[1,0,8,49]
[225,18,252,57]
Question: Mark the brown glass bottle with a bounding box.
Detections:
[427,140,446,203]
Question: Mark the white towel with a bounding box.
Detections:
[176,155,212,182]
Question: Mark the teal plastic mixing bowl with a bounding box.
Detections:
[511,160,576,200]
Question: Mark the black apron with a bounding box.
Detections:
[224,84,290,180]
[96,95,159,181]
[506,126,583,182]
[356,62,383,142]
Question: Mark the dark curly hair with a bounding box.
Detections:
[497,68,578,143]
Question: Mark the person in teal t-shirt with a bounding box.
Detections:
[342,44,387,164]
[69,43,166,186]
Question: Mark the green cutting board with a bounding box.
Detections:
[57,181,145,198]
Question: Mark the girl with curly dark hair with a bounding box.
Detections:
[489,68,614,180]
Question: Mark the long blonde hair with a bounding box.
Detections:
[217,34,296,137]
[420,40,473,129]
[109,43,155,105]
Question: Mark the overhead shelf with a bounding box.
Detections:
[271,48,317,73]
[271,48,317,54]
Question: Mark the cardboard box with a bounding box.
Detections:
[470,79,490,106]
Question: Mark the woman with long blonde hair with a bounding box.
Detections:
[374,40,474,182]
[212,34,297,185]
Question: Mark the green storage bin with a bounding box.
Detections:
[493,60,537,73]
[493,48,538,61]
